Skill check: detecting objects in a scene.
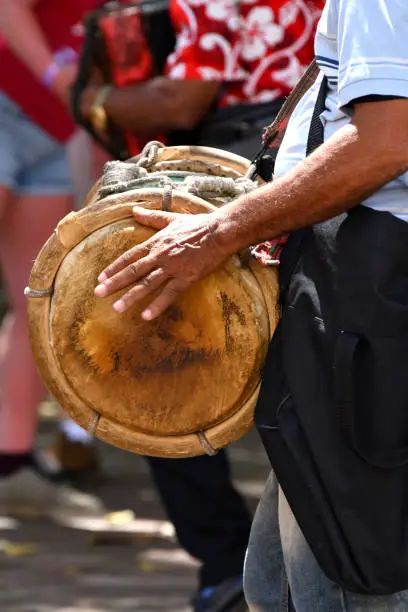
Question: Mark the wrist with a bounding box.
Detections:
[86,85,113,131]
[41,48,77,90]
[41,61,61,89]
[209,210,248,257]
[80,86,100,117]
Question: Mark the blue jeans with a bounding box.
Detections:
[244,472,408,611]
[0,92,72,195]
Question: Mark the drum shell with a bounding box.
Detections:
[26,146,279,457]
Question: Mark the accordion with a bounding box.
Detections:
[71,0,175,160]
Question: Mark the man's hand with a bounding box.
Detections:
[94,207,234,320]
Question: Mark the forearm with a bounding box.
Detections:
[81,78,220,134]
[215,121,408,252]
[104,82,170,134]
[103,79,198,134]
[0,0,53,80]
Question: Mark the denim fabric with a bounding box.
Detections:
[0,92,72,195]
[244,472,408,612]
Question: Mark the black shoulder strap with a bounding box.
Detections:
[277,72,328,302]
[306,71,328,156]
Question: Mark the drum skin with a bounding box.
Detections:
[26,146,279,458]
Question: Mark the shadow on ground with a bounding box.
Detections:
[0,419,270,612]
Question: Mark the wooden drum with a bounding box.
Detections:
[26,143,279,458]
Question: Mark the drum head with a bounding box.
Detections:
[27,147,279,457]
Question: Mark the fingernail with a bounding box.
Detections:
[95,284,107,297]
[142,308,152,320]
[98,272,107,282]
[113,300,126,313]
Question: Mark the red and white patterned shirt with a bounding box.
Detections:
[165,0,324,108]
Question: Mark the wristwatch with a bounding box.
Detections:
[88,84,113,132]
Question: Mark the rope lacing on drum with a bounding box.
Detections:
[98,140,259,201]
[183,175,257,200]
[130,140,165,169]
[98,141,166,198]
[98,167,175,199]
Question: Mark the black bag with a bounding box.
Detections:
[169,98,284,149]
[254,73,408,594]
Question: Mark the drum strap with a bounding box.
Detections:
[250,64,328,266]
[249,59,320,181]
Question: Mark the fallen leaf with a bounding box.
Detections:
[0,540,37,557]
[137,560,161,573]
[105,510,135,526]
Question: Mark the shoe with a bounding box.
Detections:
[0,467,106,521]
[37,431,104,486]
[192,577,247,612]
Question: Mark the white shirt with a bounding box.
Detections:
[274,0,408,220]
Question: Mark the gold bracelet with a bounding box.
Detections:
[88,84,113,132]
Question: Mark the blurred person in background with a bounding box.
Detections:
[76,1,324,610]
[0,0,108,520]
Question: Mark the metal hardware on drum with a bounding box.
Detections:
[24,286,54,299]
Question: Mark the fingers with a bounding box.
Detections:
[97,242,150,284]
[95,252,156,297]
[97,209,177,284]
[141,278,189,321]
[96,266,188,321]
[132,207,178,230]
[94,209,194,318]
[112,267,168,313]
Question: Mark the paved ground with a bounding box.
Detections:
[0,411,270,612]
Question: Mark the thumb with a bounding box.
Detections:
[132,206,178,230]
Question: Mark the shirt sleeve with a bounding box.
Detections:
[337,0,408,107]
[352,95,404,104]
[164,0,242,81]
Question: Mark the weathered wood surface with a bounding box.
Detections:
[26,146,279,458]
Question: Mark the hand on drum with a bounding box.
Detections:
[94,206,235,321]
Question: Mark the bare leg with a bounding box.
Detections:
[0,191,72,452]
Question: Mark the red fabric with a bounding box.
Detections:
[165,0,324,107]
[97,5,161,157]
[252,236,288,266]
[0,0,101,142]
[99,7,153,88]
